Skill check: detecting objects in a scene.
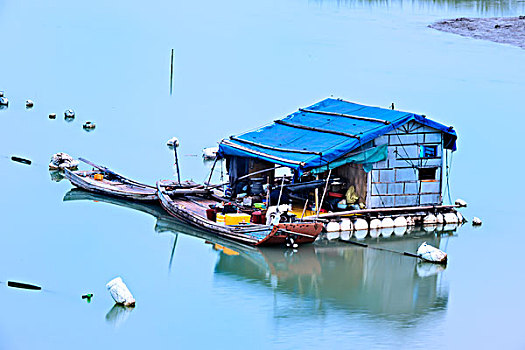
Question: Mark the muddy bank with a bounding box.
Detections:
[430,16,525,49]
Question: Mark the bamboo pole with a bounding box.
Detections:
[316,169,331,217]
[170,49,174,95]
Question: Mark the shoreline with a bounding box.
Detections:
[430,16,525,49]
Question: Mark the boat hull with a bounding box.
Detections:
[65,169,158,201]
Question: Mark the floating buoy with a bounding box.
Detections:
[381,217,395,228]
[393,216,407,227]
[353,218,368,231]
[167,137,179,147]
[7,281,41,290]
[417,242,447,264]
[0,97,8,106]
[11,156,31,165]
[443,212,459,224]
[326,221,341,233]
[369,218,381,230]
[472,217,482,226]
[393,226,406,237]
[455,198,467,207]
[49,113,57,119]
[64,109,75,119]
[423,214,437,225]
[106,277,135,307]
[83,121,96,130]
[25,100,34,108]
[202,146,219,160]
[354,229,368,240]
[436,213,444,224]
[340,218,352,231]
[340,231,352,241]
[380,226,394,237]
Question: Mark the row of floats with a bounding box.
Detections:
[323,211,464,239]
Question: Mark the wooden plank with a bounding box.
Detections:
[274,120,360,139]
[299,108,390,125]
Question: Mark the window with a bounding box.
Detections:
[419,145,437,158]
[419,167,437,181]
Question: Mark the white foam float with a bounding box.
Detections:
[326,221,341,232]
[423,214,437,225]
[353,218,368,231]
[444,212,459,224]
[436,213,444,224]
[417,242,447,264]
[369,229,380,238]
[380,226,394,237]
[393,226,406,236]
[25,100,34,107]
[472,217,482,226]
[369,218,382,230]
[340,231,352,241]
[381,217,395,228]
[106,277,135,307]
[326,231,340,240]
[340,219,352,231]
[455,198,467,207]
[393,216,407,227]
[354,229,368,240]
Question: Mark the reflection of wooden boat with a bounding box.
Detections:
[157,180,323,246]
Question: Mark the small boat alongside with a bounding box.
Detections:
[157,180,322,246]
[64,158,158,201]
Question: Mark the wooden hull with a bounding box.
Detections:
[65,169,158,201]
[157,180,321,246]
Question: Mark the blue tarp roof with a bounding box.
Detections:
[218,98,457,173]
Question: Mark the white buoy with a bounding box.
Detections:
[472,217,482,226]
[393,216,407,227]
[0,97,8,106]
[167,137,179,147]
[340,219,352,231]
[340,231,352,241]
[369,218,381,230]
[455,199,467,207]
[64,109,75,118]
[380,226,394,237]
[106,277,136,307]
[202,146,219,160]
[381,217,395,228]
[326,231,340,240]
[444,212,459,224]
[353,218,368,231]
[393,226,406,237]
[423,214,437,225]
[25,100,34,107]
[417,242,447,264]
[83,121,96,129]
[354,229,368,240]
[326,221,341,233]
[369,229,380,238]
[436,213,444,224]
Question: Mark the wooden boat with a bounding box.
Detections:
[157,180,323,246]
[64,158,158,201]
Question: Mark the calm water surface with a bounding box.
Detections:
[1,0,524,348]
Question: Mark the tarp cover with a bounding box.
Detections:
[218,98,457,174]
[310,144,388,174]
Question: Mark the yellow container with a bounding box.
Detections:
[216,213,225,225]
[225,213,251,226]
[94,174,104,181]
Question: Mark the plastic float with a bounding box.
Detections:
[106,277,136,307]
[417,242,447,264]
[472,217,482,226]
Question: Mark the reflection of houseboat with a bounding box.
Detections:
[217,98,461,229]
[64,188,450,320]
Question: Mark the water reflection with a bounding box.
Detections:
[105,304,134,328]
[311,0,525,14]
[64,189,452,322]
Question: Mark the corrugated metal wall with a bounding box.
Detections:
[368,121,443,208]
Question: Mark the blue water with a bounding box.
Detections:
[1,0,525,348]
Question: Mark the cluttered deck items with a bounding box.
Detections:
[59,97,464,252]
